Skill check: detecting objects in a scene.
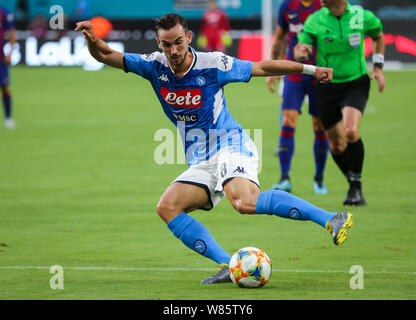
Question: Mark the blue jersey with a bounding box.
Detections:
[124,48,254,166]
[0,7,14,62]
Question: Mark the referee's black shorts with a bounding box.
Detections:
[316,74,370,130]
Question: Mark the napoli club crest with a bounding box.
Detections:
[196,76,206,86]
[193,239,207,254]
[288,208,301,220]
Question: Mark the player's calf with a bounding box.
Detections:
[156,182,210,223]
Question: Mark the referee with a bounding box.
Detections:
[295,0,385,206]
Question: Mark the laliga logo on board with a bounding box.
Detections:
[160,87,202,108]
[4,36,124,71]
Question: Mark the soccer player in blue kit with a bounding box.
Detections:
[76,14,353,284]
[266,0,329,194]
[0,7,16,129]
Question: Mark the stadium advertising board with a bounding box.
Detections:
[6,30,416,70]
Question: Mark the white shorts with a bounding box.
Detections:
[172,140,260,211]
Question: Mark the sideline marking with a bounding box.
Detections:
[0,265,414,275]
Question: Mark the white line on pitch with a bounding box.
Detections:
[0,266,415,275]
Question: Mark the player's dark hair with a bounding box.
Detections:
[154,13,189,35]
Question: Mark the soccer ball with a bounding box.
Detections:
[229,247,272,288]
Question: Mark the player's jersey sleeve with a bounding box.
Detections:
[277,0,289,30]
[3,9,15,29]
[123,52,160,80]
[363,9,383,39]
[297,13,318,45]
[217,55,253,87]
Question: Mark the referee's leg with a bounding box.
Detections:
[342,106,362,143]
[342,106,366,205]
[326,107,366,206]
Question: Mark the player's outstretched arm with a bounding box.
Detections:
[75,21,125,70]
[252,60,333,84]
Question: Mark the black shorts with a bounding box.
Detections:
[316,74,370,130]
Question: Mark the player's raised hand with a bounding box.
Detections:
[74,20,124,70]
[75,21,97,42]
[266,76,281,93]
[294,43,313,62]
[371,68,386,93]
[315,67,333,84]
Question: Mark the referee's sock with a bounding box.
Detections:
[331,148,350,179]
[167,213,231,265]
[346,138,365,189]
[256,190,336,227]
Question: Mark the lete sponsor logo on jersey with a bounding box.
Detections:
[160,87,202,109]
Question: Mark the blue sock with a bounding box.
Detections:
[167,213,231,265]
[3,93,11,119]
[278,126,295,180]
[256,190,336,227]
[313,130,329,182]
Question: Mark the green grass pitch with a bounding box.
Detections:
[0,67,415,300]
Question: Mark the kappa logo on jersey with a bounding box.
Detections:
[233,166,247,174]
[142,53,156,61]
[221,55,229,70]
[158,74,169,82]
[218,54,234,72]
[160,87,202,109]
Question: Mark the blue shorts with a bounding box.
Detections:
[281,76,319,116]
[0,63,10,87]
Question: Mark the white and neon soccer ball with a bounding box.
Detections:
[229,247,272,288]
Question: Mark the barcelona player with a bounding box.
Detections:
[0,7,16,129]
[76,14,353,284]
[266,0,329,194]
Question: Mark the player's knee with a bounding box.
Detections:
[231,198,257,215]
[1,86,10,97]
[281,116,297,128]
[330,140,347,154]
[312,117,325,132]
[156,200,181,222]
[345,126,359,142]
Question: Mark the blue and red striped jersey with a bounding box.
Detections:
[278,0,321,82]
[0,7,14,62]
